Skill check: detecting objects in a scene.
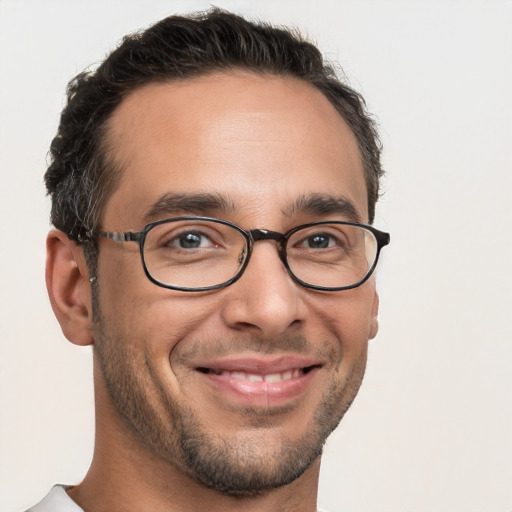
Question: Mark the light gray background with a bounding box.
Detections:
[1,1,511,511]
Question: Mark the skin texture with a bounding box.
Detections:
[46,71,380,512]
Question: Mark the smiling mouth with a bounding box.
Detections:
[192,356,322,406]
[196,365,317,382]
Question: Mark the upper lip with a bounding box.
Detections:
[193,356,322,375]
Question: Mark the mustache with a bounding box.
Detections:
[175,334,313,360]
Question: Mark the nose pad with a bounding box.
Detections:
[221,242,305,337]
[237,247,246,266]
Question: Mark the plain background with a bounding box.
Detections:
[1,1,511,511]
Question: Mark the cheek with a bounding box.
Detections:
[311,284,377,354]
[99,268,225,365]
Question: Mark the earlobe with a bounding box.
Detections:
[369,289,380,340]
[45,230,94,346]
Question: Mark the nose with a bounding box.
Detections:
[220,241,306,338]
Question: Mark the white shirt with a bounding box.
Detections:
[26,484,330,511]
[26,486,83,512]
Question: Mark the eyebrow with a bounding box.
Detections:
[144,192,237,221]
[283,193,362,222]
[144,191,362,224]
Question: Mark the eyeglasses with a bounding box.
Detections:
[87,216,390,292]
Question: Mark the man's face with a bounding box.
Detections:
[92,72,379,495]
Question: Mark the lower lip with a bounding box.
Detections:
[198,368,319,408]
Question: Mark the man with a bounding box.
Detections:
[29,8,389,512]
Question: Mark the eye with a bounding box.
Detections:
[297,232,342,250]
[303,233,335,249]
[288,225,355,259]
[171,230,217,249]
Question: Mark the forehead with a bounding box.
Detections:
[102,71,368,227]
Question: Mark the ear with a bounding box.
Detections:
[369,288,380,340]
[45,230,94,346]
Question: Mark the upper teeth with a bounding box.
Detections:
[218,369,301,382]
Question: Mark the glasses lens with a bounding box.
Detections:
[286,223,378,289]
[143,219,247,289]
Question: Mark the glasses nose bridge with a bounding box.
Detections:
[241,228,291,285]
[249,228,285,244]
[247,228,288,264]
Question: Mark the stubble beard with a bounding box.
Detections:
[91,284,367,497]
